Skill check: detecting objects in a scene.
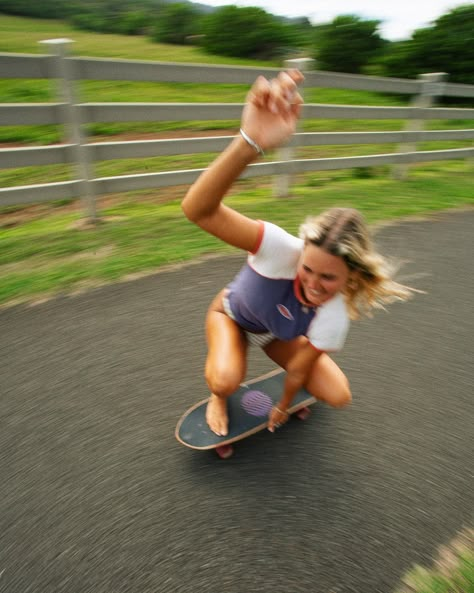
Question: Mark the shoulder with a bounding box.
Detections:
[251,221,302,253]
[248,221,303,278]
[307,294,350,352]
[320,293,348,317]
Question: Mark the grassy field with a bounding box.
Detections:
[0,13,276,64]
[1,161,472,307]
[0,14,473,308]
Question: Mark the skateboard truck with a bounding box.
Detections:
[215,444,234,459]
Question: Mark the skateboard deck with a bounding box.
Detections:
[175,368,315,456]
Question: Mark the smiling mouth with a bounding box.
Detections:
[307,288,325,300]
[301,287,325,305]
[297,278,326,306]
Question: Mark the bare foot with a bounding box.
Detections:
[206,394,229,436]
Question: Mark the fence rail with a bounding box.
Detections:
[2,102,474,127]
[3,52,474,98]
[2,129,474,171]
[1,44,473,218]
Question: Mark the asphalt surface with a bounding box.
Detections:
[1,209,473,593]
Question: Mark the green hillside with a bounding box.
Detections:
[0,13,276,64]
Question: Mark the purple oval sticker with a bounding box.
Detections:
[241,390,273,417]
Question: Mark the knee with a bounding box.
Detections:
[313,376,352,409]
[205,366,241,399]
[328,381,352,408]
[328,377,352,408]
[306,355,352,409]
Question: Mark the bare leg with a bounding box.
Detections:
[205,290,248,435]
[263,337,352,408]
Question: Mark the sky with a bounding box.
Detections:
[198,0,467,40]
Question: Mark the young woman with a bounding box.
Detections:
[181,70,413,436]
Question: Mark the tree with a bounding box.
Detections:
[285,17,315,48]
[381,5,474,84]
[0,0,70,19]
[201,5,295,59]
[117,9,150,35]
[314,15,386,73]
[152,2,202,45]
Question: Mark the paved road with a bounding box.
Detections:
[1,210,473,593]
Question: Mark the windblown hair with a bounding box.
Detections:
[299,207,416,319]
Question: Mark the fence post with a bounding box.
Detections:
[40,38,98,223]
[393,72,447,181]
[273,57,314,198]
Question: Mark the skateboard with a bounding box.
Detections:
[175,368,315,458]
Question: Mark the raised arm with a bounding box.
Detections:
[181,70,304,252]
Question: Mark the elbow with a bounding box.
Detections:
[181,193,208,225]
[181,196,194,222]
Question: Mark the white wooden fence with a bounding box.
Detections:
[1,39,473,220]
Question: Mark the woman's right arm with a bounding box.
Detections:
[181,70,304,253]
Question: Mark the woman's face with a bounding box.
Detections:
[297,243,350,306]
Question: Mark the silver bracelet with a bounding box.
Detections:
[240,128,264,156]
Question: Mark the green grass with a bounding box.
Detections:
[395,528,473,593]
[1,162,473,307]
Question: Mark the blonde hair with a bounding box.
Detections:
[299,207,416,320]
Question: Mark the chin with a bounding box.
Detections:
[310,293,333,305]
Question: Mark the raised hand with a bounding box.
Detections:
[240,69,304,152]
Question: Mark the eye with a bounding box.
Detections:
[302,265,312,273]
[321,274,337,281]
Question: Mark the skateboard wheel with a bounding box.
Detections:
[295,407,311,421]
[216,445,234,459]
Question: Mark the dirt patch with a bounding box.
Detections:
[91,129,236,143]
